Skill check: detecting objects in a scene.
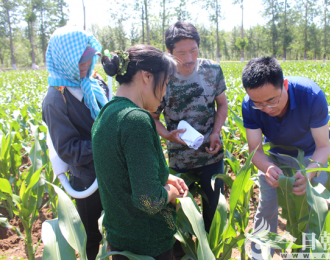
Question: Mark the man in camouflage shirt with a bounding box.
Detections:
[152,21,228,233]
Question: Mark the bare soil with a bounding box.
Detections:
[0,195,53,260]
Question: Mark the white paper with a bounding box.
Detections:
[177,120,204,150]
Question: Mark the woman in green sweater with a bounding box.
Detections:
[91,45,189,260]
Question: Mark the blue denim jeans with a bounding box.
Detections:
[171,159,224,232]
[251,153,328,260]
[69,175,103,260]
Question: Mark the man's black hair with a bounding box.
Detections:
[165,21,200,53]
[242,57,284,90]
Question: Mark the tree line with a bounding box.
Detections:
[0,0,68,69]
[1,0,329,69]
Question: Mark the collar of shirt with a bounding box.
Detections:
[66,87,84,102]
[287,79,296,111]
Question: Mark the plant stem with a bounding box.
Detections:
[26,229,36,260]
[241,239,246,260]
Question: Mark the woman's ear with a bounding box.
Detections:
[141,71,152,84]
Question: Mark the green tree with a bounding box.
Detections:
[200,0,222,62]
[22,0,39,68]
[0,0,19,69]
[321,0,330,61]
[233,0,245,61]
[309,14,321,60]
[280,0,292,61]
[175,0,191,21]
[160,0,173,51]
[36,0,58,64]
[0,21,7,68]
[235,36,248,60]
[262,0,281,57]
[114,16,127,51]
[297,0,318,60]
[230,26,241,60]
[130,23,140,46]
[56,0,68,27]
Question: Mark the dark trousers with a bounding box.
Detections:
[171,160,224,232]
[70,175,103,260]
[108,244,173,260]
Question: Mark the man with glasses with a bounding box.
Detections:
[241,57,330,259]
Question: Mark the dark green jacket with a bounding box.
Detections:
[92,96,176,257]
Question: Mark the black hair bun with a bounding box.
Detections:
[102,54,119,77]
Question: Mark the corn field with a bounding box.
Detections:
[0,61,330,260]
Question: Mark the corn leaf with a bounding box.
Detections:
[42,219,76,260]
[208,192,227,249]
[178,197,215,260]
[0,178,12,196]
[46,181,87,260]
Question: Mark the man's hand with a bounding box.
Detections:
[205,133,221,154]
[167,174,189,198]
[265,165,283,188]
[166,129,187,145]
[292,170,316,195]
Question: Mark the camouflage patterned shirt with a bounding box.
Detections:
[155,58,227,169]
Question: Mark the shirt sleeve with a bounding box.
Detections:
[120,110,168,215]
[310,90,329,128]
[42,89,94,166]
[242,99,260,130]
[215,65,227,97]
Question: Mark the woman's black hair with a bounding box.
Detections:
[165,21,200,53]
[242,57,284,90]
[102,45,176,98]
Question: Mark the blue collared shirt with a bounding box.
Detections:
[242,76,329,156]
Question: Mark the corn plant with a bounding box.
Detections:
[247,144,330,258]
[42,181,159,260]
[175,149,256,260]
[0,129,46,260]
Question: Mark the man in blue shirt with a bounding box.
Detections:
[241,57,330,259]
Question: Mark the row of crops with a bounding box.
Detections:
[0,61,330,260]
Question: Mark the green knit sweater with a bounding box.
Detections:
[92,96,177,257]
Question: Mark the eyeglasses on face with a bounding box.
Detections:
[251,89,283,110]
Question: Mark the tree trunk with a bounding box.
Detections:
[82,0,86,30]
[0,47,3,69]
[162,0,165,52]
[40,10,47,65]
[144,0,150,44]
[7,9,16,70]
[29,21,37,69]
[323,0,327,62]
[241,0,244,62]
[304,0,308,61]
[272,0,276,57]
[142,6,145,44]
[216,0,220,62]
[283,0,287,61]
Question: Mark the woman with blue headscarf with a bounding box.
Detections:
[42,26,109,260]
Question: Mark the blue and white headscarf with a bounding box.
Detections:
[46,26,108,119]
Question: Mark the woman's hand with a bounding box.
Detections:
[167,174,189,198]
[164,184,181,206]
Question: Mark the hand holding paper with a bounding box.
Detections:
[177,120,204,150]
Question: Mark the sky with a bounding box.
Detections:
[65,0,267,32]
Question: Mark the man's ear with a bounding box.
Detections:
[284,78,288,91]
[166,48,172,54]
